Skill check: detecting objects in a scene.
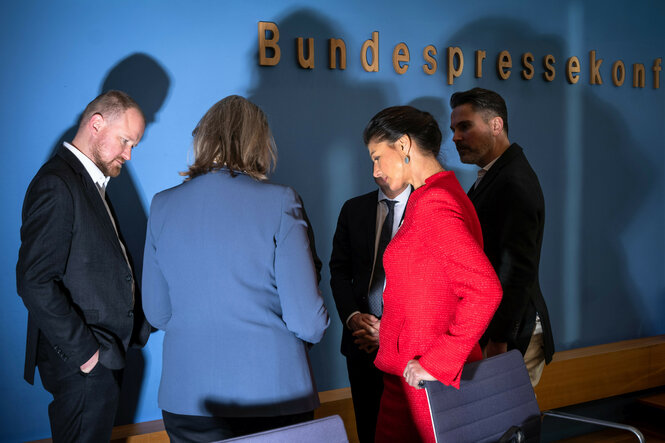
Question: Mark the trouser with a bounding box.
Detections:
[346,355,384,443]
[37,338,121,443]
[524,332,546,387]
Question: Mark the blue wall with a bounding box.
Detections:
[1,1,663,441]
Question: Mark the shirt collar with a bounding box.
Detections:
[63,142,110,192]
[482,155,500,172]
[378,184,411,205]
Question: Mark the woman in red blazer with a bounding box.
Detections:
[363,106,503,442]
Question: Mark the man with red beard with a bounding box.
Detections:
[17,91,150,442]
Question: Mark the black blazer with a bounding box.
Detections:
[16,146,150,384]
[468,143,554,363]
[330,190,378,360]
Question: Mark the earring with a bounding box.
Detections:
[404,155,410,164]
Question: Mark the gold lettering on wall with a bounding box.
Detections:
[521,52,534,80]
[589,50,603,85]
[497,50,512,80]
[543,54,556,82]
[257,21,663,93]
[329,38,347,70]
[393,43,410,74]
[297,37,315,69]
[258,21,281,66]
[361,32,380,72]
[566,56,581,84]
[423,45,437,75]
[633,64,645,88]
[475,50,486,78]
[654,58,662,89]
[613,60,625,86]
[447,46,464,85]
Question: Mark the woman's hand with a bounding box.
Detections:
[403,359,436,389]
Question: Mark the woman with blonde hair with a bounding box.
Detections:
[142,95,329,442]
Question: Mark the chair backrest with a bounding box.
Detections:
[424,349,541,443]
[220,415,348,443]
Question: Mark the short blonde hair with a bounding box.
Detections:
[79,90,144,128]
[182,95,277,181]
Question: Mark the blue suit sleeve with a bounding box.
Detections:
[141,195,172,330]
[274,187,329,344]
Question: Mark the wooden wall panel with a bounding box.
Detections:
[534,335,665,410]
[30,336,665,442]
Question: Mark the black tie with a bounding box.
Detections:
[368,199,396,317]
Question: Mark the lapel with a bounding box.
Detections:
[467,143,522,203]
[56,146,127,261]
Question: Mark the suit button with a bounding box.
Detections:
[125,275,132,282]
[128,310,134,318]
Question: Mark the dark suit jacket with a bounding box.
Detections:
[16,146,150,384]
[330,190,378,361]
[468,143,554,363]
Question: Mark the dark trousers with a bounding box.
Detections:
[162,409,314,443]
[346,354,384,443]
[37,338,121,443]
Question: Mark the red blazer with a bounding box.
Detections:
[375,171,502,388]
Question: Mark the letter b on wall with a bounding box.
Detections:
[259,21,281,66]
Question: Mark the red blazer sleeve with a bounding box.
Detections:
[417,188,502,388]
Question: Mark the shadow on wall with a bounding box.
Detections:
[50,53,171,425]
[247,8,394,390]
[442,16,652,350]
[405,97,452,168]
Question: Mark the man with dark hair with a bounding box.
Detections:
[450,87,554,386]
[330,176,410,442]
[17,90,151,442]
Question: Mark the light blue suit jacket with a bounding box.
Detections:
[142,170,329,417]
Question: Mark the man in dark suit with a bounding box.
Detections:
[330,177,410,442]
[449,87,554,386]
[16,91,151,442]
